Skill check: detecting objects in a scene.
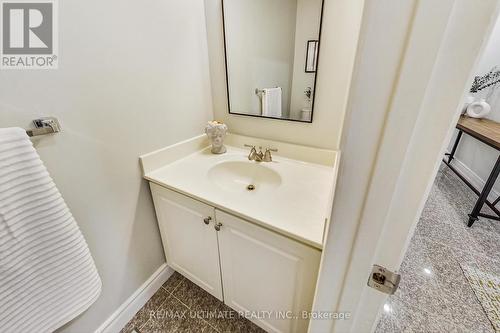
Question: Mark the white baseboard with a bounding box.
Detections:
[94,263,174,333]
[448,156,500,201]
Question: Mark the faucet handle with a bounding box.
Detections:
[244,144,255,148]
[263,147,277,162]
[244,144,257,161]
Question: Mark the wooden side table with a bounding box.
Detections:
[443,115,500,226]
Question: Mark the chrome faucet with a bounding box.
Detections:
[244,145,277,162]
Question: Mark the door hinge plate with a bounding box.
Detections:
[367,264,401,295]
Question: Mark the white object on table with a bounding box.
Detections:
[466,99,491,118]
[462,95,475,114]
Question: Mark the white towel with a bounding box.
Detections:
[261,87,282,118]
[0,128,101,333]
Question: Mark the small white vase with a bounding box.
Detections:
[205,121,228,154]
[466,99,491,119]
[462,96,475,114]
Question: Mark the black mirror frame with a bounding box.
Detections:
[221,0,325,124]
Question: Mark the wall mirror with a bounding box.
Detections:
[222,0,324,123]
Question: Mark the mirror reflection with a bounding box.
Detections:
[222,0,324,122]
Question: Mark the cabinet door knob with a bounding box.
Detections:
[214,222,222,231]
[203,217,212,225]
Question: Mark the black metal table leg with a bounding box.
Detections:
[448,130,463,164]
[468,155,500,227]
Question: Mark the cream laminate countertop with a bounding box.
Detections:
[141,135,339,249]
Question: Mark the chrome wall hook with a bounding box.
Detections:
[26,117,61,137]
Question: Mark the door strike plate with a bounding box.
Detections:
[367,264,401,295]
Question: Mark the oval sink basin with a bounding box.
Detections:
[208,161,282,193]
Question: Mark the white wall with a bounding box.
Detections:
[0,0,213,331]
[449,14,500,194]
[205,0,364,149]
[289,0,323,120]
[224,0,297,117]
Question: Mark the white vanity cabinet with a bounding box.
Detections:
[216,210,321,333]
[150,183,223,300]
[150,183,321,333]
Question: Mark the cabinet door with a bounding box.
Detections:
[216,209,321,333]
[150,183,223,300]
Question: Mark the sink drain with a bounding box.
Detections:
[247,184,255,191]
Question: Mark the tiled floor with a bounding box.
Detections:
[375,165,500,332]
[120,271,265,333]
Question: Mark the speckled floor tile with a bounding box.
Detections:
[468,227,500,264]
[172,278,265,333]
[120,287,170,333]
[374,310,401,333]
[162,271,184,294]
[141,296,215,333]
[376,165,498,332]
[121,271,264,333]
[379,297,458,333]
[395,237,452,317]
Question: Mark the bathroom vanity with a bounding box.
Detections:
[140,134,339,333]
